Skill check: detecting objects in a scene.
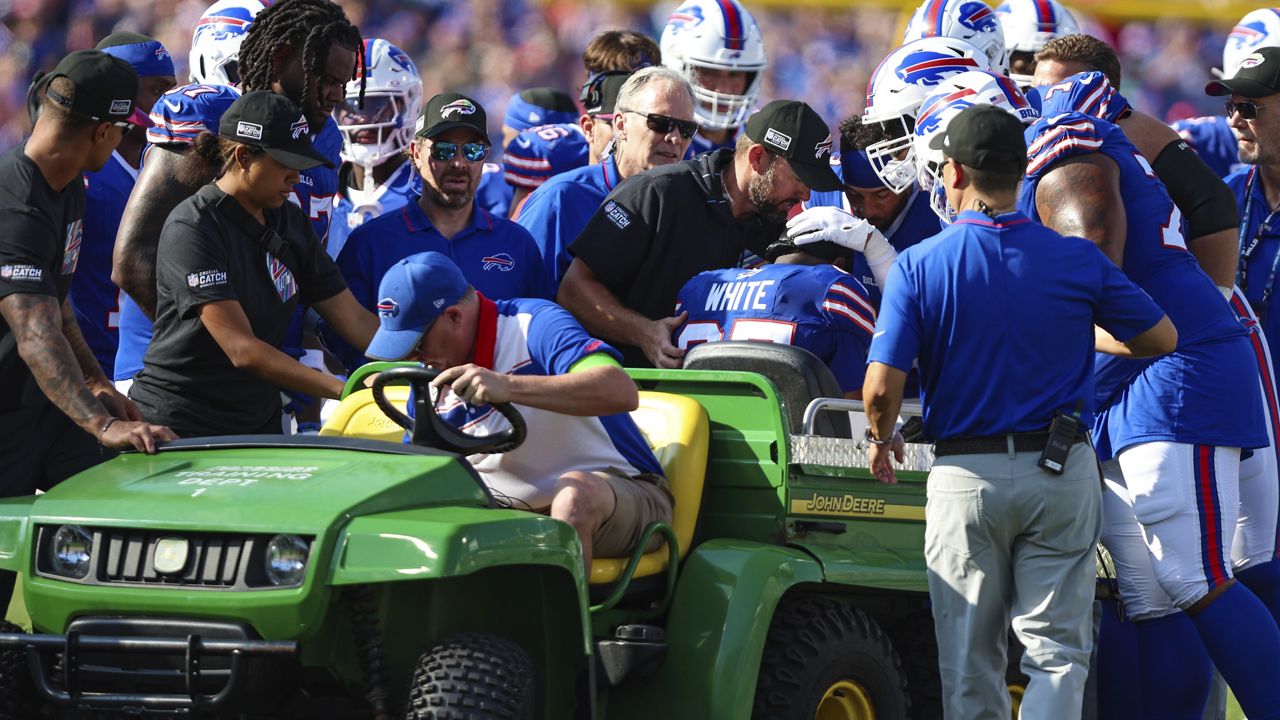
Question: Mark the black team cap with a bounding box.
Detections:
[219,91,334,170]
[42,49,152,128]
[581,71,632,117]
[1206,46,1280,98]
[415,92,490,144]
[928,104,1027,175]
[745,100,842,192]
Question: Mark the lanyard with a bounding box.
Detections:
[1238,168,1280,310]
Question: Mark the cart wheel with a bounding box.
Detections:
[752,597,909,720]
[404,633,534,720]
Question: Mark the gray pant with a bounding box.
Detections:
[926,441,1102,720]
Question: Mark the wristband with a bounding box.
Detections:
[98,417,118,442]
[864,427,893,446]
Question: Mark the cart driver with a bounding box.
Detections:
[365,251,673,569]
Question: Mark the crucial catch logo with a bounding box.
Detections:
[604,201,632,229]
[0,265,42,282]
[187,269,228,288]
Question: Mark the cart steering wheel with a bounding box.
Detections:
[370,366,527,454]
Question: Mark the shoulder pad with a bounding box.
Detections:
[146,83,240,146]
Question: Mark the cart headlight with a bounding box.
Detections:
[49,525,92,578]
[264,534,309,586]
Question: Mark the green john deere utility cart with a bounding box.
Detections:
[0,342,1021,719]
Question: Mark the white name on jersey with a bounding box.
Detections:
[704,279,775,313]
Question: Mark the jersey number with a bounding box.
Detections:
[1134,152,1188,250]
[676,319,798,350]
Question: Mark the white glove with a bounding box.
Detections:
[785,206,898,286]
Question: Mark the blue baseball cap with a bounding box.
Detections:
[96,32,176,79]
[503,87,579,131]
[365,252,470,361]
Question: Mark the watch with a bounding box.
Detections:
[864,427,892,446]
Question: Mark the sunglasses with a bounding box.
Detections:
[621,110,699,140]
[428,141,489,163]
[1226,100,1278,120]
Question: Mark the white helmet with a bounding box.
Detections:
[911,70,1037,222]
[863,37,990,194]
[994,0,1079,85]
[660,0,768,130]
[1223,9,1280,79]
[335,39,422,169]
[904,0,1008,73]
[189,0,270,86]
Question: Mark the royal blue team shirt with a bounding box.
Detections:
[332,198,550,370]
[73,152,136,377]
[515,154,622,292]
[870,210,1167,442]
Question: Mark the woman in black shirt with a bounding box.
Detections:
[130,91,376,437]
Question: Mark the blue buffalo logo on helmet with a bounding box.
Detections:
[376,298,399,318]
[955,2,998,32]
[916,88,978,136]
[667,3,705,29]
[896,51,982,86]
[441,99,476,118]
[1230,20,1269,48]
[482,253,515,272]
[194,5,256,43]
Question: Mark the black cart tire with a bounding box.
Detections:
[752,597,909,720]
[403,633,534,720]
[0,620,36,719]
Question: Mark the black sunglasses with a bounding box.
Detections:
[1226,99,1277,120]
[620,110,699,140]
[429,141,489,163]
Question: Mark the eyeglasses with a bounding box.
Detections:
[428,141,489,163]
[1226,100,1279,120]
[619,110,699,140]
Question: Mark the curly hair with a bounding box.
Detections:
[237,0,365,108]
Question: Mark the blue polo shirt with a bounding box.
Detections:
[331,197,550,371]
[515,154,622,292]
[869,210,1166,442]
[1229,165,1280,364]
[73,151,136,378]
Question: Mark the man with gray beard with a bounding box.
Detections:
[559,100,843,367]
[330,92,549,371]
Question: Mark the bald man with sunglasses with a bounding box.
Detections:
[517,67,697,293]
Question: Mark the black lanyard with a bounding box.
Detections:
[1238,168,1280,312]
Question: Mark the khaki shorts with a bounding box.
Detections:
[591,469,674,558]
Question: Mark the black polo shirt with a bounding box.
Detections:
[0,142,85,411]
[568,148,779,366]
[130,184,346,437]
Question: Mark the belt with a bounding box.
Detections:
[933,430,1087,457]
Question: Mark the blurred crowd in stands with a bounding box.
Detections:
[0,0,1235,153]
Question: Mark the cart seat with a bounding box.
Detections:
[589,391,710,584]
[319,386,410,443]
[320,387,711,584]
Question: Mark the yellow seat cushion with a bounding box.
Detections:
[321,386,711,584]
[589,391,710,585]
[318,386,411,443]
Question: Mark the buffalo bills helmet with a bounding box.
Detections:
[660,0,768,130]
[994,0,1080,86]
[1223,8,1280,79]
[335,39,422,169]
[904,0,1009,73]
[189,0,271,86]
[863,37,991,193]
[912,69,1037,222]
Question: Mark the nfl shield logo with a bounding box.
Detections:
[267,254,297,302]
[61,220,82,274]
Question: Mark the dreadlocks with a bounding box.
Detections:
[237,0,365,110]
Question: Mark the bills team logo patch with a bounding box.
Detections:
[1241,52,1267,69]
[814,133,833,160]
[290,116,309,140]
[61,219,82,275]
[441,99,476,118]
[376,297,399,317]
[482,253,515,272]
[267,254,298,302]
[895,51,980,86]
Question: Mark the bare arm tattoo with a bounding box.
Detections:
[113,145,219,318]
[1,293,107,433]
[60,298,108,384]
[1034,154,1128,267]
